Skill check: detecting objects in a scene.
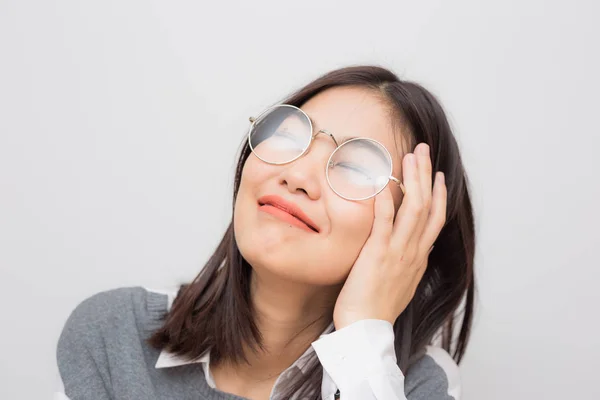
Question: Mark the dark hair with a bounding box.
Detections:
[148,65,476,399]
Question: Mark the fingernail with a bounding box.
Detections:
[410,153,417,165]
[419,144,429,155]
[437,171,445,184]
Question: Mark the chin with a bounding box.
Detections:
[233,205,352,286]
[238,241,348,286]
[257,261,346,286]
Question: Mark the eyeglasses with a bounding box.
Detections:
[247,104,405,201]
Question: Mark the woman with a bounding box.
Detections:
[56,65,475,400]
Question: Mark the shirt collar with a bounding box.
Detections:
[155,348,210,369]
[293,320,335,373]
[154,320,335,373]
[155,348,215,388]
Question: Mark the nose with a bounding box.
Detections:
[278,133,336,200]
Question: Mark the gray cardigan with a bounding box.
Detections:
[56,287,459,399]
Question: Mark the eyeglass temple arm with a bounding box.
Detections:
[390,176,406,195]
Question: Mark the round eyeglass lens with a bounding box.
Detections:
[327,138,393,200]
[248,105,312,164]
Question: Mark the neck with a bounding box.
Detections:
[216,267,340,383]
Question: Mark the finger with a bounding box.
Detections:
[369,184,395,244]
[391,152,423,250]
[418,171,447,254]
[409,143,434,247]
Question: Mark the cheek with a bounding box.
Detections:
[233,157,263,243]
[234,156,274,219]
[239,155,271,190]
[324,198,374,271]
[233,156,290,267]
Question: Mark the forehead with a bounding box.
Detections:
[300,86,402,159]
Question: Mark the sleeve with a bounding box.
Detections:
[55,292,115,400]
[311,319,406,400]
[311,320,462,400]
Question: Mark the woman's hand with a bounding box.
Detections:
[333,143,447,330]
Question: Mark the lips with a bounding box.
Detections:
[257,195,320,233]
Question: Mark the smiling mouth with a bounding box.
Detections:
[258,196,319,233]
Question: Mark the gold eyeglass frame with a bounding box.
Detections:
[247,104,406,201]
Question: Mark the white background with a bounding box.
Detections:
[1,0,599,398]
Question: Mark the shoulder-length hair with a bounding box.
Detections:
[148,65,476,399]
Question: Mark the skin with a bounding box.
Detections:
[211,86,447,399]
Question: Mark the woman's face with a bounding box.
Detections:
[234,86,405,286]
